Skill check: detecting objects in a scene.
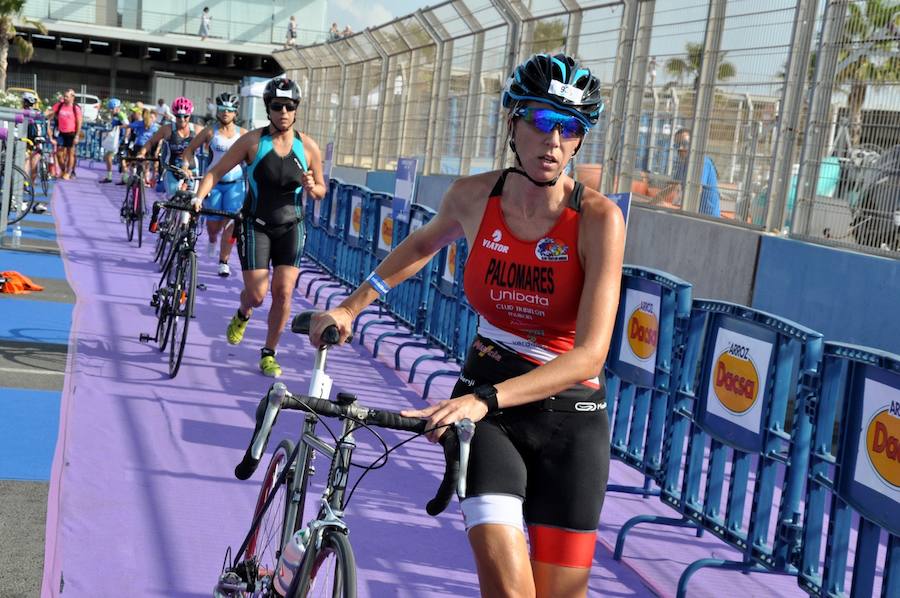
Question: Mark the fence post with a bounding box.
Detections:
[414,9,445,176]
[792,0,847,237]
[489,0,522,171]
[762,0,819,232]
[619,0,656,196]
[0,121,10,236]
[602,0,639,196]
[455,2,485,176]
[681,0,725,214]
[324,44,348,161]
[365,30,390,171]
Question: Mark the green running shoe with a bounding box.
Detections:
[226,312,249,345]
[259,354,282,378]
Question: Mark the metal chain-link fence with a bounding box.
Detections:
[275,0,900,257]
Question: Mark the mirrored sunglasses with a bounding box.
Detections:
[269,101,297,112]
[174,113,190,118]
[514,107,587,138]
[217,105,237,113]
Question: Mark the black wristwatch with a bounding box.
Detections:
[473,384,500,414]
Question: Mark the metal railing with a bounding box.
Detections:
[274,0,899,258]
[22,0,330,46]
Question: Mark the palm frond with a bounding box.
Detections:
[12,34,33,62]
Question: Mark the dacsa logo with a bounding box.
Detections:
[351,204,362,234]
[713,343,759,414]
[866,400,900,488]
[627,301,658,360]
[381,215,393,246]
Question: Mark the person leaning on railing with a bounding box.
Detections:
[309,53,625,598]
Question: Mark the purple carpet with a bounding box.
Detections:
[40,166,663,597]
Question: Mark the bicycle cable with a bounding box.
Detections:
[290,395,453,509]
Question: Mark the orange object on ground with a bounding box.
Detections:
[1,271,45,294]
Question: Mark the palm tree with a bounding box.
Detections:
[0,0,46,90]
[664,42,736,90]
[836,0,900,145]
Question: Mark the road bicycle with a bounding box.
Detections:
[139,191,239,377]
[214,310,472,598]
[22,137,51,197]
[120,156,156,247]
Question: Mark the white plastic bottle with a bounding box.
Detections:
[274,528,309,596]
[12,225,22,247]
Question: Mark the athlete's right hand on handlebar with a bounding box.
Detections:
[308,308,353,347]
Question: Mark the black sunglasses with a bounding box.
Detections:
[269,102,298,112]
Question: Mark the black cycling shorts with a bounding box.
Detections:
[58,132,76,148]
[451,335,610,568]
[238,219,306,271]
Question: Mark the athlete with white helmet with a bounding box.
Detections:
[191,78,327,378]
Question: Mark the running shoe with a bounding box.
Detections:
[226,312,249,345]
[218,262,230,277]
[259,354,282,378]
[33,203,47,214]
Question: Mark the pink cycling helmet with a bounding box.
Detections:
[171,96,194,115]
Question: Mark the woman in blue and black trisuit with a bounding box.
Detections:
[191,78,327,378]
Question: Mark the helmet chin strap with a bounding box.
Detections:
[507,140,562,188]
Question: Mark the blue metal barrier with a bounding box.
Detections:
[306,179,349,302]
[615,300,824,597]
[604,266,692,496]
[365,204,438,356]
[798,342,899,598]
[326,184,372,307]
[76,123,108,163]
[405,237,477,400]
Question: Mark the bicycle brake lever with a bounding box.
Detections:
[235,382,287,480]
[455,419,475,499]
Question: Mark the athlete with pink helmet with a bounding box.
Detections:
[138,96,202,197]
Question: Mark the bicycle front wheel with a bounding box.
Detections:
[125,184,137,242]
[136,182,144,248]
[245,439,299,587]
[168,251,196,378]
[290,529,357,598]
[39,159,49,196]
[7,166,35,225]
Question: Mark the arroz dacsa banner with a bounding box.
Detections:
[705,326,773,435]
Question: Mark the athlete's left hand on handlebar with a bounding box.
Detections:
[402,395,489,443]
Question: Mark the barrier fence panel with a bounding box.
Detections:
[371,204,438,357]
[604,266,693,496]
[615,300,824,597]
[407,237,471,399]
[799,342,899,598]
[790,0,900,257]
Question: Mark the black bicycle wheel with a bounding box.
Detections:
[154,209,170,265]
[7,166,35,225]
[289,529,357,598]
[244,439,298,590]
[168,251,196,378]
[136,181,145,248]
[125,183,137,242]
[39,159,49,197]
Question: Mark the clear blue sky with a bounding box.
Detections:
[326,0,431,33]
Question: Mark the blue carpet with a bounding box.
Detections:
[0,387,60,480]
[0,299,71,345]
[0,249,67,279]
